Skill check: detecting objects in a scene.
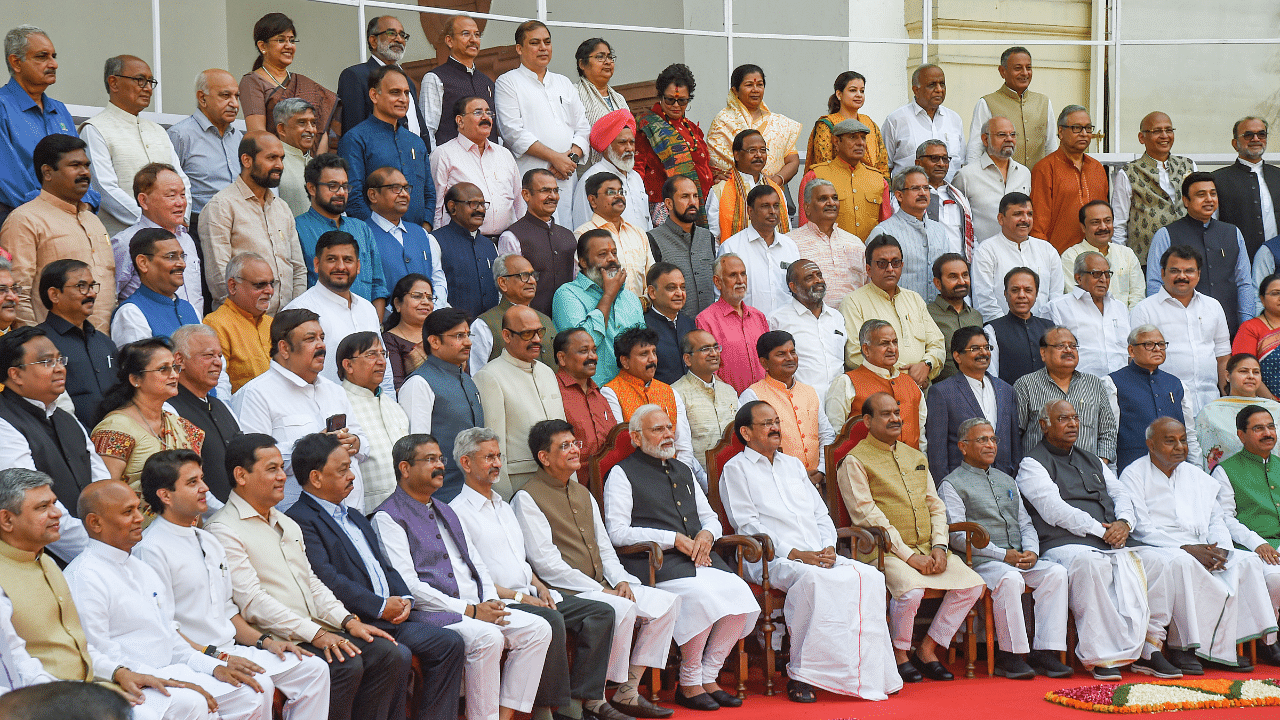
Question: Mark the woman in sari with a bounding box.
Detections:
[634,63,713,226]
[574,38,628,167]
[382,273,435,391]
[1232,272,1280,399]
[707,64,801,187]
[1196,353,1280,470]
[240,13,341,154]
[805,71,890,178]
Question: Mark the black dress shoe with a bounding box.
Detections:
[911,653,954,681]
[707,690,743,708]
[609,696,674,719]
[674,692,720,711]
[1164,648,1203,675]
[1203,655,1254,673]
[582,703,634,720]
[993,651,1035,679]
[1259,641,1280,667]
[896,660,923,683]
[1028,649,1075,678]
[785,680,817,703]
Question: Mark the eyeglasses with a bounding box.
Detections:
[1079,270,1113,279]
[506,326,547,341]
[1249,423,1278,433]
[372,184,413,195]
[410,453,444,465]
[358,349,389,360]
[1241,130,1269,140]
[16,355,68,370]
[442,331,474,342]
[692,344,722,354]
[557,440,585,451]
[147,251,187,262]
[600,188,626,197]
[500,271,539,283]
[752,419,782,429]
[661,95,692,107]
[458,200,491,210]
[919,154,950,163]
[140,363,184,376]
[1165,268,1198,277]
[318,181,350,193]
[374,29,411,41]
[234,277,280,292]
[588,52,617,62]
[1053,414,1081,423]
[405,291,435,302]
[901,184,931,193]
[1061,124,1095,135]
[453,29,482,40]
[532,186,561,196]
[1132,340,1170,351]
[961,435,999,445]
[872,258,904,269]
[1045,342,1079,351]
[62,281,101,295]
[961,344,993,353]
[269,35,298,46]
[0,284,23,296]
[462,109,495,118]
[1143,127,1176,135]
[475,452,503,463]
[112,74,158,89]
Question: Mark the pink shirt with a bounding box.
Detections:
[696,298,769,394]
[430,134,524,235]
[789,221,868,308]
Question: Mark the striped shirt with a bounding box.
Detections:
[1013,368,1117,463]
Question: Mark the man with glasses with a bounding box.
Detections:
[296,154,389,313]
[1048,251,1130,377]
[926,326,1019,482]
[1061,200,1145,308]
[433,182,499,319]
[112,163,205,316]
[973,192,1062,320]
[671,328,737,463]
[422,15,498,147]
[474,304,566,498]
[954,116,1032,244]
[916,140,976,261]
[432,96,520,236]
[202,252,275,393]
[574,109,651,231]
[471,253,557,374]
[336,332,407,510]
[827,320,925,446]
[366,166,447,302]
[1013,326,1117,463]
[272,98,318,217]
[1100,325,1200,471]
[498,169,578,317]
[1213,117,1280,260]
[34,259,116,425]
[866,166,952,302]
[1111,113,1197,265]
[110,228,200,346]
[168,324,240,509]
[575,172,654,299]
[1030,105,1109,253]
[338,15,431,142]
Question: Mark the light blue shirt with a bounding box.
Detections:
[305,492,393,609]
[167,112,242,213]
[552,272,645,386]
[867,209,957,303]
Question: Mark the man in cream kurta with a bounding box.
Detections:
[838,392,983,682]
[720,399,900,700]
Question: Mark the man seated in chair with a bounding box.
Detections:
[720,400,901,703]
[938,418,1073,680]
[602,404,759,711]
[1119,417,1275,674]
[838,392,984,683]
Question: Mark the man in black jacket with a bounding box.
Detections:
[169,324,240,509]
[1212,117,1280,259]
[336,16,431,143]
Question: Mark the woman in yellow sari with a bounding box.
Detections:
[708,64,801,187]
[806,71,890,178]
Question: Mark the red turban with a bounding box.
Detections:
[589,109,636,153]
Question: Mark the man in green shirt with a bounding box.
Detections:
[927,252,982,382]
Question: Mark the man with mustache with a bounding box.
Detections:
[34,259,116,425]
[1047,251,1130,378]
[471,254,558,375]
[742,331,835,485]
[788,179,866,310]
[575,172,654,299]
[0,258,16,335]
[202,253,275,394]
[112,163,205,316]
[647,177,721,317]
[266,98,317,217]
[167,68,243,259]
[712,130,791,243]
[497,169,579,317]
[1211,404,1280,666]
[474,304,566,498]
[199,131,307,313]
[1061,200,1145,309]
[642,263,695,386]
[1213,117,1280,261]
[720,185,799,316]
[233,308,368,511]
[553,328,617,465]
[432,181,500,319]
[551,229,644,386]
[925,326,1019,482]
[671,329,738,462]
[295,154,389,312]
[1030,106,1109,253]
[431,96,521,235]
[721,400,900,702]
[1146,173,1254,336]
[1013,326,1117,463]
[926,253,982,382]
[603,405,759,711]
[826,320,925,449]
[574,110,651,231]
[1111,112,1197,264]
[867,166,952,302]
[1,133,116,333]
[983,267,1054,384]
[964,48,1056,168]
[695,253,768,394]
[1131,246,1231,414]
[972,192,1062,321]
[769,260,844,395]
[335,331,407,510]
[798,120,893,242]
[422,15,498,147]
[916,140,977,262]
[110,228,201,346]
[338,16,431,142]
[954,116,1032,244]
[883,64,965,181]
[207,434,416,720]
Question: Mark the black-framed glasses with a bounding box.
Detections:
[459,200,491,210]
[318,181,350,193]
[507,326,547,342]
[112,74,158,89]
[234,277,280,292]
[1061,124,1095,135]
[500,271,539,283]
[62,281,101,295]
[919,154,950,164]
[1080,270,1113,279]
[372,183,413,195]
[374,29,411,41]
[960,344,993,353]
[16,355,68,370]
[0,283,24,295]
[872,258,903,269]
[600,188,626,197]
[1132,340,1169,351]
[1046,342,1079,351]
[1241,130,1269,140]
[661,95,692,107]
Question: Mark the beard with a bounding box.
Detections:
[606,147,635,174]
[250,165,281,189]
[987,144,1015,159]
[376,38,405,64]
[641,437,677,461]
[317,195,346,216]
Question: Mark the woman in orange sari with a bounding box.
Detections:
[806,71,890,178]
[707,64,801,187]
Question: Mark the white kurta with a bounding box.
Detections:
[1129,289,1231,415]
[719,227,800,318]
[767,299,845,398]
[971,232,1065,321]
[719,447,900,699]
[952,153,1032,244]
[449,485,562,602]
[600,385,706,488]
[882,101,965,181]
[1210,462,1280,617]
[283,283,394,397]
[1047,288,1130,377]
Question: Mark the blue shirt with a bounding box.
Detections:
[294,209,390,302]
[339,115,436,227]
[552,272,645,386]
[0,78,100,209]
[305,492,394,606]
[167,112,242,213]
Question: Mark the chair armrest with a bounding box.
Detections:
[947,521,991,566]
[853,525,888,570]
[713,534,763,564]
[617,542,664,585]
[836,526,879,555]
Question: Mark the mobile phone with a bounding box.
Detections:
[325,414,346,433]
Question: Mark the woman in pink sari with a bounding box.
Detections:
[1232,272,1280,399]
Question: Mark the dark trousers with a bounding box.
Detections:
[515,594,615,707]
[302,631,409,720]
[385,620,466,720]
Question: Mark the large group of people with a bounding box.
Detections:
[3,11,1280,719]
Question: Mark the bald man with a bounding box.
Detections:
[1112,112,1197,262]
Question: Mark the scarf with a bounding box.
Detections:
[718,170,789,242]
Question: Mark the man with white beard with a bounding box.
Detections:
[574,110,652,230]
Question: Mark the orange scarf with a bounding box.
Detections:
[605,371,678,430]
[718,171,789,242]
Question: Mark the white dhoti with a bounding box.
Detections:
[753,555,902,701]
[1042,545,1150,668]
[974,559,1069,654]
[657,566,760,686]
[577,585,680,683]
[446,607,555,720]
[150,663,273,720]
[130,687,216,720]
[234,646,331,720]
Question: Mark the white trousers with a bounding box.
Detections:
[889,585,984,652]
[974,559,1069,654]
[1260,560,1280,642]
[579,585,681,683]
[446,607,553,720]
[1042,545,1151,668]
[234,645,331,720]
[677,613,754,687]
[129,687,216,720]
[152,663,271,720]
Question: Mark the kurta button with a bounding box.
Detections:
[448,572,454,577]
[436,534,442,539]
[676,501,681,506]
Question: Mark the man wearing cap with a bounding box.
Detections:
[797,119,892,241]
[574,109,651,231]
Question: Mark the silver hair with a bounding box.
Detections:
[1145,416,1182,441]
[958,417,993,442]
[803,179,835,205]
[910,63,941,88]
[0,468,52,515]
[492,253,517,284]
[102,55,125,94]
[194,69,216,96]
[859,318,893,347]
[171,323,218,357]
[891,166,928,192]
[225,251,269,285]
[1127,323,1162,346]
[1058,104,1089,127]
[915,139,948,158]
[453,426,500,464]
[980,119,991,137]
[1038,398,1071,424]
[5,26,47,76]
[628,404,666,432]
[1072,250,1109,276]
[712,253,742,278]
[273,97,316,127]
[0,255,11,273]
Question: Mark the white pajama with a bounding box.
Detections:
[1041,545,1152,668]
[129,688,216,720]
[973,560,1069,654]
[445,609,553,720]
[234,647,331,720]
[676,612,752,686]
[889,585,984,652]
[577,586,681,683]
[149,663,272,720]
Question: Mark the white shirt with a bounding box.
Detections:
[368,211,450,308]
[572,157,652,232]
[768,299,845,397]
[430,133,523,234]
[1239,157,1278,242]
[450,484,561,602]
[233,361,368,511]
[112,217,205,315]
[1211,460,1272,552]
[134,516,240,648]
[513,484,641,593]
[603,461,723,549]
[971,232,1065,320]
[1100,372,1202,466]
[1015,454,1135,541]
[882,100,966,181]
[372,55,421,138]
[718,226,799,317]
[706,171,765,241]
[600,385,706,489]
[718,446,838,566]
[0,591,57,694]
[963,372,999,431]
[930,184,967,254]
[284,283,393,396]
[1047,288,1130,377]
[1120,457,1231,548]
[420,58,482,148]
[1111,157,1197,245]
[1129,289,1231,415]
[963,94,1058,165]
[952,153,1032,243]
[822,364,924,451]
[494,65,591,176]
[374,501,498,613]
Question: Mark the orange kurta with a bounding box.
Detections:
[604,371,678,430]
[1030,148,1110,253]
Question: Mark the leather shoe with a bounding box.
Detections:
[993,651,1035,680]
[911,653,954,681]
[1258,641,1280,667]
[674,692,720,711]
[1204,654,1254,673]
[896,660,923,683]
[609,696,674,719]
[785,680,816,703]
[708,690,743,708]
[582,703,634,720]
[1028,649,1074,678]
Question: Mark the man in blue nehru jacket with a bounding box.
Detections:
[110,227,199,346]
[433,182,499,319]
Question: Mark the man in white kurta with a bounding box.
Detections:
[603,406,758,708]
[64,481,273,720]
[767,261,846,396]
[572,117,650,231]
[133,453,331,720]
[720,400,900,700]
[1121,417,1276,669]
[971,194,1063,320]
[1048,251,1130,377]
[719,191,800,317]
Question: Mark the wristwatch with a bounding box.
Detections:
[512,592,525,604]
[203,645,219,657]
[340,613,358,631]
[255,633,271,650]
[567,151,582,164]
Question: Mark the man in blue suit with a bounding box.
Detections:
[432,182,499,319]
[336,16,430,142]
[286,432,466,720]
[926,325,1020,482]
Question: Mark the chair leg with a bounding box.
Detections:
[1251,638,1259,666]
[984,591,996,677]
[964,610,976,679]
[649,667,661,702]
